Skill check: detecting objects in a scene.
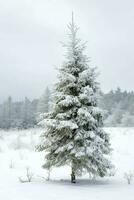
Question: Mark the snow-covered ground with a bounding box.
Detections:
[0,128,134,200]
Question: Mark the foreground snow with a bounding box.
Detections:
[0,128,134,200]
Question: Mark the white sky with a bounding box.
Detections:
[0,0,134,101]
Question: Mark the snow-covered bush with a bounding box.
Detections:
[124,171,134,184]
[19,167,34,183]
[109,167,117,176]
[46,166,51,181]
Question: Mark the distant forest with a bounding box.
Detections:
[0,87,134,129]
[99,88,134,127]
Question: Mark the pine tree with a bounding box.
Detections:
[2,96,13,129]
[37,15,112,183]
[37,87,51,114]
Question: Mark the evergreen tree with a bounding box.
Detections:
[2,96,13,129]
[21,97,35,128]
[37,87,51,114]
[32,16,112,183]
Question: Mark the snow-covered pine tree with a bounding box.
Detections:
[37,15,112,183]
[37,87,51,114]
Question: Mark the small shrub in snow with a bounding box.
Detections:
[19,167,34,183]
[46,167,51,181]
[109,167,117,176]
[124,171,134,185]
[41,163,52,181]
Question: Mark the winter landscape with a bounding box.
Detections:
[0,0,134,200]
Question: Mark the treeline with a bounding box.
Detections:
[0,87,134,129]
[0,87,50,129]
[100,88,134,127]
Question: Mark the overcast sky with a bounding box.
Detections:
[0,0,134,101]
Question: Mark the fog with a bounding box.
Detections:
[0,0,134,101]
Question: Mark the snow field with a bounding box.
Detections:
[0,128,134,200]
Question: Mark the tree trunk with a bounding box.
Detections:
[71,167,76,183]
